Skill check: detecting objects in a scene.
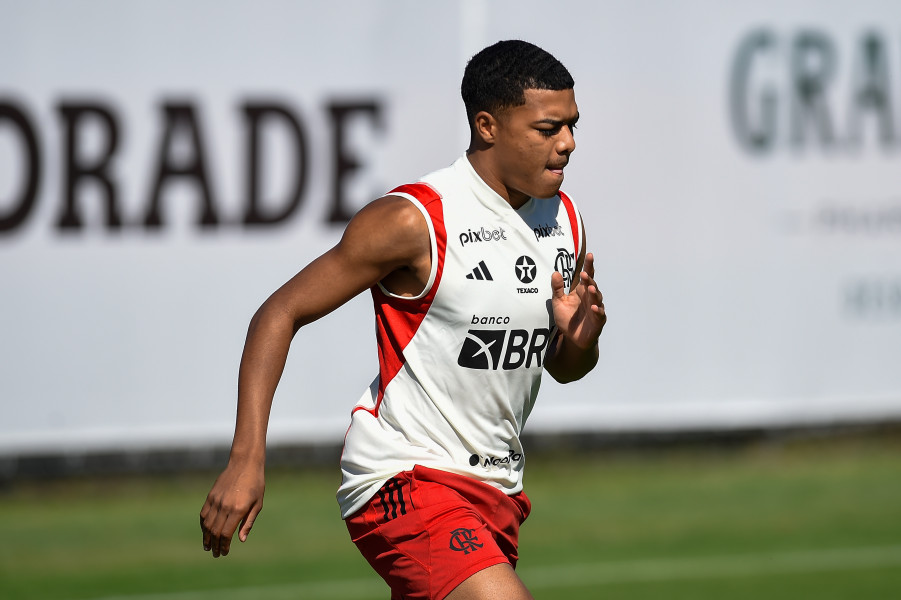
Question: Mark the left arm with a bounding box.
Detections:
[544,247,606,383]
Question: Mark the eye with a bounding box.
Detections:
[538,127,560,137]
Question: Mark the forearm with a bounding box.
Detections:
[229,300,297,464]
[544,333,599,383]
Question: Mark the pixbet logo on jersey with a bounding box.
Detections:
[459,226,507,247]
[457,326,552,370]
[533,221,564,241]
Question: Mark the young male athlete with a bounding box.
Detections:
[200,40,605,599]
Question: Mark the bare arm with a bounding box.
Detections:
[200,195,430,557]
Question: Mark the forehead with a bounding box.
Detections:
[514,88,578,119]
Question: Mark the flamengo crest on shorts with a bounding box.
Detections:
[338,156,583,518]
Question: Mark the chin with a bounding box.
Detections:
[533,184,562,200]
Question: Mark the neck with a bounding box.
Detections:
[465,149,530,209]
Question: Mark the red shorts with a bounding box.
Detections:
[345,465,532,600]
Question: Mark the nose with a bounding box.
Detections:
[558,125,576,155]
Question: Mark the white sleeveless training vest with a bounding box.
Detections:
[337,156,583,518]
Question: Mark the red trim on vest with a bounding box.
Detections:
[353,183,446,418]
[558,190,580,259]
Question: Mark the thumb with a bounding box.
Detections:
[238,504,261,542]
[551,271,567,299]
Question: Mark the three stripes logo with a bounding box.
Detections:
[376,477,409,522]
[465,260,493,281]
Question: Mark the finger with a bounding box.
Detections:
[585,278,603,304]
[206,507,226,558]
[579,269,597,290]
[221,511,246,557]
[201,511,212,552]
[218,528,233,557]
[550,271,567,299]
[588,286,604,311]
[583,252,595,279]
[239,502,262,542]
[578,275,603,309]
[209,504,241,558]
[590,289,606,320]
[581,289,600,316]
[200,496,218,551]
[576,271,599,300]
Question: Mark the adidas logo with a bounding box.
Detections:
[465,261,493,281]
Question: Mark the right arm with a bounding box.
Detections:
[199,195,431,557]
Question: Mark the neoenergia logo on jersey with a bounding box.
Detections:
[457,325,552,370]
[469,449,523,470]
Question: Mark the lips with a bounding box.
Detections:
[546,164,566,176]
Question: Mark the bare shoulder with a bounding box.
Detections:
[352,194,428,235]
[337,194,431,271]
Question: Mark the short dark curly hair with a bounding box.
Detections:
[461,40,574,132]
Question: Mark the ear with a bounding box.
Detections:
[472,110,498,145]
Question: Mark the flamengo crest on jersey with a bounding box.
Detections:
[338,156,583,518]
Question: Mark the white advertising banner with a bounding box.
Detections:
[2,1,900,455]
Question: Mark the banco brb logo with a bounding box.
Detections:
[457,328,552,370]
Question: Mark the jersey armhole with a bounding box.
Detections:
[558,190,583,261]
[375,192,439,301]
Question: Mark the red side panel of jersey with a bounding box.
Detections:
[355,183,446,417]
[558,191,580,258]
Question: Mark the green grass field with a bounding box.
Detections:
[2,430,901,599]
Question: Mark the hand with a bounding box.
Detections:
[551,252,606,350]
[200,461,265,558]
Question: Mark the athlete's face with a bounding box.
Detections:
[493,88,578,205]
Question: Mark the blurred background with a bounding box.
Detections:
[1,1,900,599]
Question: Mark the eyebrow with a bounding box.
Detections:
[534,114,580,127]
